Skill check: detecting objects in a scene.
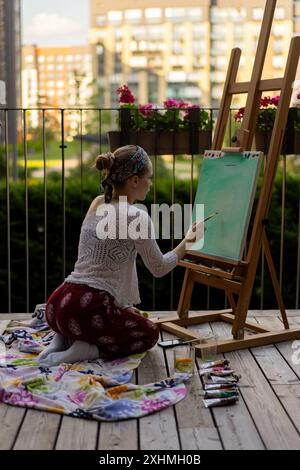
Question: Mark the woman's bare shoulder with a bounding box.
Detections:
[86,195,105,216]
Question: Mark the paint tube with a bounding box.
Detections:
[200,359,229,369]
[203,396,239,408]
[204,383,238,390]
[210,374,240,384]
[204,389,239,399]
[210,369,235,377]
[198,367,234,376]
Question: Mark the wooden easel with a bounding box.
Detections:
[157,0,300,353]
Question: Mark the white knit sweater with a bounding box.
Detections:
[64,202,178,307]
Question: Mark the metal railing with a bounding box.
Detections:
[0,107,299,313]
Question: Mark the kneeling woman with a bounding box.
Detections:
[39,145,202,366]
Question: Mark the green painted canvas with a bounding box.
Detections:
[190,151,263,261]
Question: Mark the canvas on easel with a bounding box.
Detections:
[189,150,262,261]
[155,0,300,354]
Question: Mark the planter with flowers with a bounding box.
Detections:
[108,85,213,155]
[234,95,300,154]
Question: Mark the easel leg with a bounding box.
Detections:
[227,291,237,315]
[177,268,194,318]
[262,229,289,329]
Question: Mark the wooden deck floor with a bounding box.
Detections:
[0,310,300,450]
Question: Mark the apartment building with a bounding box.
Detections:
[22,44,94,132]
[89,0,295,108]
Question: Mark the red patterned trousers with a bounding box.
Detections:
[46,281,159,359]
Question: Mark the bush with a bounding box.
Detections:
[0,167,299,313]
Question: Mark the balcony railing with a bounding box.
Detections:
[0,107,300,314]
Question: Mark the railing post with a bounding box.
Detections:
[188,107,200,154]
[120,107,131,146]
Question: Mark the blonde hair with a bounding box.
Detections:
[95,145,150,202]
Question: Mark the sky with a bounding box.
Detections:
[21,0,89,46]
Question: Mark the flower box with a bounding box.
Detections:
[108,129,212,155]
[254,130,300,154]
[107,84,213,155]
[236,100,300,155]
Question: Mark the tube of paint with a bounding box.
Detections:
[204,389,239,399]
[203,396,239,408]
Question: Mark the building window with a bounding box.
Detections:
[273,39,283,54]
[187,8,202,20]
[38,56,45,63]
[130,41,138,51]
[129,56,147,67]
[145,8,161,20]
[252,8,263,20]
[165,8,186,19]
[125,9,142,21]
[274,7,285,20]
[107,11,122,23]
[96,15,106,26]
[26,55,34,63]
[272,55,284,68]
[273,23,286,36]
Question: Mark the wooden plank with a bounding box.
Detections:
[178,260,243,281]
[0,405,26,450]
[229,78,283,95]
[0,319,27,450]
[138,338,180,450]
[220,313,270,333]
[193,327,300,354]
[162,328,222,450]
[255,316,300,377]
[13,410,60,450]
[55,416,98,450]
[98,421,138,450]
[191,322,264,450]
[253,316,300,435]
[211,321,300,449]
[150,310,300,319]
[98,371,138,450]
[191,271,242,294]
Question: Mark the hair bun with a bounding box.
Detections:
[95,152,115,171]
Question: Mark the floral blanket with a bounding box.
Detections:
[0,305,188,421]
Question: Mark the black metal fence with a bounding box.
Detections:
[0,107,300,313]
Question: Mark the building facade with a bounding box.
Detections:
[21,45,94,133]
[89,0,295,108]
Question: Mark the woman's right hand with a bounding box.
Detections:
[185,220,204,246]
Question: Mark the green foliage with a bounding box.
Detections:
[0,167,299,312]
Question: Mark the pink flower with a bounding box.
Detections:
[260,96,272,107]
[138,104,156,116]
[177,99,190,108]
[163,98,180,109]
[116,84,135,104]
[297,92,300,100]
[234,107,245,122]
[271,95,280,106]
[183,103,201,117]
